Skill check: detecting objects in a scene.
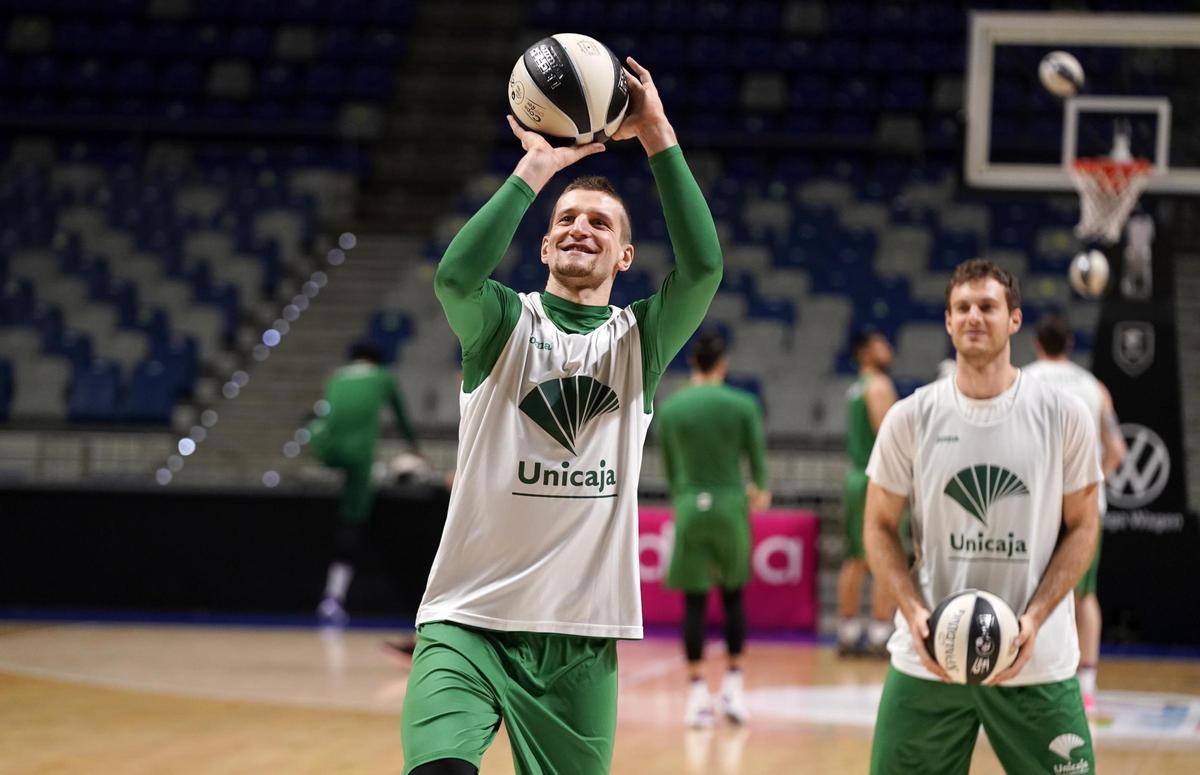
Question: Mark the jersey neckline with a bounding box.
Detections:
[948,368,1024,426]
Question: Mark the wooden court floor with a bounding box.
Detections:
[2,622,1199,774]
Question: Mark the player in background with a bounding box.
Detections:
[656,330,770,727]
[864,259,1101,774]
[1025,313,1127,715]
[310,341,419,626]
[836,330,899,657]
[402,58,722,775]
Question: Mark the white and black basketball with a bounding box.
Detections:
[1069,249,1110,298]
[508,33,629,145]
[924,589,1019,685]
[1039,50,1085,97]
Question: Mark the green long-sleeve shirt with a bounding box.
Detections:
[656,383,769,493]
[309,362,415,465]
[432,145,722,409]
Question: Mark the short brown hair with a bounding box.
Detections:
[554,175,632,243]
[945,258,1021,310]
[1035,314,1072,356]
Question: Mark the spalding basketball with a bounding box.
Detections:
[924,589,1019,685]
[1039,50,1085,97]
[1069,249,1110,298]
[508,33,629,145]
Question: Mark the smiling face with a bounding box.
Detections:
[541,188,633,294]
[945,277,1022,366]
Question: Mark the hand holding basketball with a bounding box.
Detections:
[987,613,1039,685]
[612,57,677,155]
[508,115,605,193]
[906,602,953,682]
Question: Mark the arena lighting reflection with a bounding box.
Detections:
[149,232,356,486]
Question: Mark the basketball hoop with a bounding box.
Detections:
[1069,157,1154,244]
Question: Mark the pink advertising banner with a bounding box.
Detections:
[638,505,819,631]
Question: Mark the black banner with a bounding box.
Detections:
[0,484,450,617]
[1092,210,1200,645]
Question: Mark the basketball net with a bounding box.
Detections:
[1069,125,1154,244]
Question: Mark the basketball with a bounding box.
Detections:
[508,33,629,145]
[1069,249,1110,297]
[1038,50,1085,97]
[924,589,1020,684]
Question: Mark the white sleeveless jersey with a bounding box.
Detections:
[1023,359,1107,512]
[867,372,1101,685]
[416,293,651,639]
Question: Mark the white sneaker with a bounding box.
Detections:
[317,596,348,627]
[685,681,715,728]
[720,671,750,724]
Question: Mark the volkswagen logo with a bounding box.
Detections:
[1107,423,1171,509]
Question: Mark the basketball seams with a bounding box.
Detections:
[536,35,592,139]
[509,57,577,140]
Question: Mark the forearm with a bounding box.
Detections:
[1025,519,1098,625]
[651,146,721,287]
[434,176,533,340]
[638,147,722,366]
[865,521,922,614]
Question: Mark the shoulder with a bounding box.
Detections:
[876,390,923,441]
[864,373,895,397]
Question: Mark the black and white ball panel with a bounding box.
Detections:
[924,589,1019,685]
[508,33,628,145]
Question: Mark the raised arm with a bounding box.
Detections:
[435,117,605,389]
[432,177,531,355]
[620,58,722,401]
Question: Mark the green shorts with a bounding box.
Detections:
[401,621,618,775]
[844,469,869,560]
[665,488,750,593]
[1075,526,1102,597]
[870,668,1094,775]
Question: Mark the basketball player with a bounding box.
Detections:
[401,58,722,775]
[837,330,899,657]
[310,341,418,626]
[864,259,1101,774]
[656,330,770,727]
[1025,313,1127,715]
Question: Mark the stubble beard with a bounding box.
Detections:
[955,331,1008,369]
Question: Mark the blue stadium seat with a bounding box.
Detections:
[930,230,980,272]
[123,359,176,424]
[68,361,121,423]
[727,374,764,404]
[0,358,11,421]
[367,311,414,364]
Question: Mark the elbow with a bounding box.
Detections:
[433,265,467,304]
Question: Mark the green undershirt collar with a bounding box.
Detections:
[539,290,613,335]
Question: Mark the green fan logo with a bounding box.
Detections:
[519,376,619,455]
[943,465,1029,525]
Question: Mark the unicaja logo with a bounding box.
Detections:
[1048,733,1089,773]
[519,375,619,455]
[943,465,1029,525]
